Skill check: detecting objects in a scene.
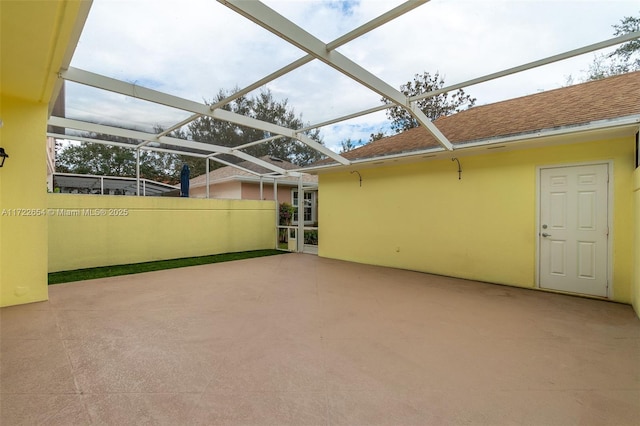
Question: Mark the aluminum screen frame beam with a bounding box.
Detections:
[48,131,281,178]
[158,1,427,144]
[410,31,640,103]
[218,0,453,151]
[56,3,640,166]
[60,67,350,165]
[299,32,640,133]
[210,0,429,111]
[48,116,289,175]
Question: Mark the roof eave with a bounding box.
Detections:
[458,114,640,149]
[300,115,640,174]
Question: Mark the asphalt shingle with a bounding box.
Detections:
[334,71,640,162]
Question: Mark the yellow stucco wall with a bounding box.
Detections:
[0,96,50,307]
[633,167,640,316]
[319,136,635,304]
[48,194,276,272]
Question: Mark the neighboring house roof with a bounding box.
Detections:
[190,155,317,188]
[324,71,640,163]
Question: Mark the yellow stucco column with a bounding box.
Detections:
[0,0,90,306]
[0,95,49,306]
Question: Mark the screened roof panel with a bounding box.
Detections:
[48,0,640,174]
[70,0,307,104]
[64,81,193,133]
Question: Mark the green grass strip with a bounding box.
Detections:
[48,249,286,285]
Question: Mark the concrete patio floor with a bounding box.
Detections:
[1,253,639,425]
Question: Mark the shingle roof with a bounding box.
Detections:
[190,155,317,187]
[334,71,640,162]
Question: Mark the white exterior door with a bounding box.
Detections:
[539,164,609,297]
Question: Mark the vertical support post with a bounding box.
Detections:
[274,179,278,203]
[135,149,140,196]
[259,176,264,200]
[143,180,146,196]
[100,176,104,195]
[298,175,304,253]
[206,157,210,199]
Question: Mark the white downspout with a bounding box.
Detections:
[260,177,264,200]
[135,149,140,196]
[206,158,210,199]
[274,178,279,249]
[298,175,304,253]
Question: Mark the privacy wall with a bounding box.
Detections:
[319,136,635,304]
[48,195,276,272]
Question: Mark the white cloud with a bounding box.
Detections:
[68,0,639,153]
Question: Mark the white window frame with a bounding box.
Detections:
[291,189,316,225]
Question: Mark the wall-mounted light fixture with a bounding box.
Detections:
[451,157,462,180]
[350,170,362,187]
[0,148,9,168]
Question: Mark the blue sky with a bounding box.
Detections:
[327,0,359,16]
[67,0,639,153]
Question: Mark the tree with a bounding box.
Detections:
[584,12,639,80]
[339,138,359,153]
[56,89,326,180]
[338,132,387,153]
[150,126,210,180]
[611,13,640,69]
[585,53,632,81]
[384,71,476,133]
[369,131,386,142]
[188,88,325,168]
[56,134,181,184]
[176,155,208,179]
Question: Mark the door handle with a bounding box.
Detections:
[541,233,552,237]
